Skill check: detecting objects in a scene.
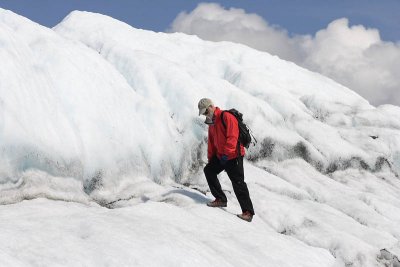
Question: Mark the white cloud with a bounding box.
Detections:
[170,3,400,106]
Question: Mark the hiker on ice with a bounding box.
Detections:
[198,98,255,222]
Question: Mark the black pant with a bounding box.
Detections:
[204,156,254,215]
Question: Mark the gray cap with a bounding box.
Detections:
[198,98,213,116]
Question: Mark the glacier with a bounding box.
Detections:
[1,8,400,267]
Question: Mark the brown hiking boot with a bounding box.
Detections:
[237,211,253,222]
[206,199,227,208]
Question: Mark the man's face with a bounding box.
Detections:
[203,106,214,120]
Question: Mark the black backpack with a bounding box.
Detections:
[220,109,255,149]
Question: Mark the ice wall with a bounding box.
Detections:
[1,9,400,205]
[0,9,202,203]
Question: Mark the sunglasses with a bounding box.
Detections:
[203,107,210,116]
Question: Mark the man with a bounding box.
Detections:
[198,98,255,222]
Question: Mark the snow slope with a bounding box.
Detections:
[1,8,400,267]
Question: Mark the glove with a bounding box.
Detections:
[220,155,228,165]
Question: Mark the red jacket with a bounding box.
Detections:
[208,107,245,160]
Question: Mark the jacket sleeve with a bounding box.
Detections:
[207,127,216,160]
[222,113,239,157]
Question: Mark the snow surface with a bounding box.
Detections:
[1,8,400,267]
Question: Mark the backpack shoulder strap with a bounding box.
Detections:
[220,111,227,128]
[221,110,241,157]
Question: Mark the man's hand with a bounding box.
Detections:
[220,155,228,165]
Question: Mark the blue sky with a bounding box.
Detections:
[0,0,398,42]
